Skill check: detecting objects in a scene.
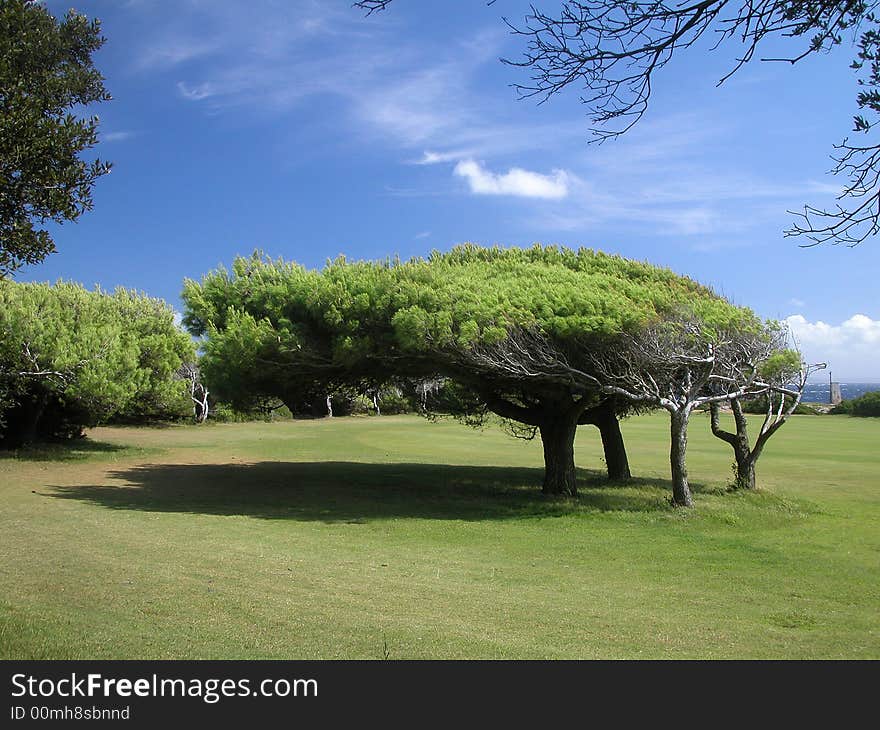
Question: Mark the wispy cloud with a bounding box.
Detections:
[517,112,841,241]
[143,3,584,162]
[176,81,218,101]
[102,130,136,143]
[136,38,220,70]
[133,0,360,72]
[126,1,837,243]
[414,151,465,165]
[454,159,571,199]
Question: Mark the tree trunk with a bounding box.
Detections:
[669,409,693,507]
[538,417,579,497]
[192,385,209,423]
[710,401,757,490]
[735,455,756,490]
[5,395,47,448]
[579,399,631,480]
[595,404,631,481]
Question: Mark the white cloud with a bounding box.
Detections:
[415,150,469,165]
[177,81,218,101]
[103,131,135,143]
[785,314,880,380]
[138,6,585,166]
[125,3,838,238]
[454,159,571,199]
[137,38,219,70]
[417,151,445,165]
[525,119,838,241]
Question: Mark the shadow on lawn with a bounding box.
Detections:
[0,439,130,462]
[45,461,707,522]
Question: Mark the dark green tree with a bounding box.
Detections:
[0,0,111,276]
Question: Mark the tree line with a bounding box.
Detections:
[0,244,836,506]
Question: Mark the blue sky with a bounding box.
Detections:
[23,0,880,379]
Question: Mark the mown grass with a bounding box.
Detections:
[0,412,877,659]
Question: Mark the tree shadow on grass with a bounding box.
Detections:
[45,461,710,522]
[0,439,131,462]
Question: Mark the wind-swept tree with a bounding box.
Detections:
[709,349,825,490]
[577,315,790,506]
[472,312,797,505]
[183,245,754,497]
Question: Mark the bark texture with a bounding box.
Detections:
[669,409,693,507]
[581,400,631,481]
[538,417,579,496]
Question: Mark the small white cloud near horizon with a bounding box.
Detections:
[454,159,570,199]
[785,313,880,381]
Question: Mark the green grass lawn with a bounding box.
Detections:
[0,412,877,659]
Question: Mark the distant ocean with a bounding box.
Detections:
[802,382,880,403]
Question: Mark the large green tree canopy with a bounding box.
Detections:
[183,245,745,401]
[183,244,765,499]
[0,0,111,275]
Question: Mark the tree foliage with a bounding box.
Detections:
[182,244,732,399]
[0,0,111,275]
[0,280,195,445]
[183,244,772,500]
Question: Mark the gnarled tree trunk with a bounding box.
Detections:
[481,391,589,497]
[669,408,693,507]
[538,417,579,496]
[709,401,756,489]
[581,399,631,481]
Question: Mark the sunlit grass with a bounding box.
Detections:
[0,413,877,659]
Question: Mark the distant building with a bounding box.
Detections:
[830,382,842,405]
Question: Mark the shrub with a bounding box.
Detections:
[832,391,880,417]
[739,394,820,416]
[209,401,292,423]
